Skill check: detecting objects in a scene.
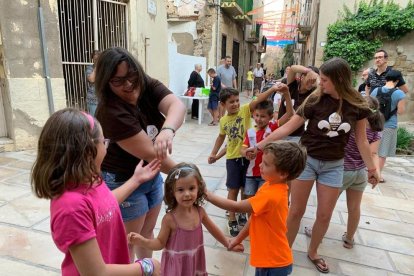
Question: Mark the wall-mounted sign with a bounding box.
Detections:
[320,41,326,47]
[148,0,157,16]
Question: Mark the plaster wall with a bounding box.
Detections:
[129,0,169,85]
[0,0,66,150]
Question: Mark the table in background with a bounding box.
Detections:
[179,95,209,125]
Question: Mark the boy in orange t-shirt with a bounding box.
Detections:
[206,141,307,275]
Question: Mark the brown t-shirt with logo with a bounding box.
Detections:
[278,80,313,136]
[297,94,370,161]
[96,76,172,178]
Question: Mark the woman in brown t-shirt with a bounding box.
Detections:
[248,58,380,273]
[94,47,186,261]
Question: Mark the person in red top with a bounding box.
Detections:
[206,141,307,276]
[241,86,294,198]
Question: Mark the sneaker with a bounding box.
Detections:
[237,213,247,229]
[228,220,239,237]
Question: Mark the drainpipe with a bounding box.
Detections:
[216,0,221,66]
[311,0,320,66]
[37,0,54,115]
[92,0,98,50]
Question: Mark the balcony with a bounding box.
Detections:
[245,23,260,43]
[298,0,312,35]
[221,0,253,25]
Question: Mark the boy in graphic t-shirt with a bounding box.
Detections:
[241,90,294,198]
[206,141,307,275]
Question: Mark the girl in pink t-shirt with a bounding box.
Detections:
[31,108,161,275]
[128,162,244,275]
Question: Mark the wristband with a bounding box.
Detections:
[135,258,154,276]
[160,126,176,135]
[367,168,376,173]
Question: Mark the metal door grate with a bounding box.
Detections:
[58,0,127,110]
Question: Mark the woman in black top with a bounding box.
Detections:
[188,64,205,119]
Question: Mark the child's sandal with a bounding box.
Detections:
[342,232,354,249]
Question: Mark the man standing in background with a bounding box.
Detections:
[217,56,237,89]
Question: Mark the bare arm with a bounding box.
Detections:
[70,238,160,276]
[117,131,176,174]
[397,98,407,115]
[154,94,187,160]
[277,85,295,126]
[287,65,308,84]
[398,84,409,94]
[228,220,250,250]
[112,159,161,203]
[257,114,304,149]
[200,207,229,248]
[206,190,253,213]
[249,84,278,112]
[208,134,226,164]
[355,119,379,184]
[87,69,96,83]
[128,214,172,251]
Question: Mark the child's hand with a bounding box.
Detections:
[127,232,145,245]
[245,151,256,160]
[277,83,289,94]
[245,146,258,157]
[208,155,216,164]
[228,238,244,252]
[132,159,161,185]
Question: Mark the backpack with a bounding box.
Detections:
[376,87,397,120]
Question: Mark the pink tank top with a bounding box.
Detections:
[161,207,207,276]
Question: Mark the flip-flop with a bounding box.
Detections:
[307,255,329,273]
[208,122,218,126]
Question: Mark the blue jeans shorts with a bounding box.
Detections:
[208,98,219,110]
[102,171,163,221]
[226,158,249,190]
[255,264,292,276]
[244,176,265,196]
[283,136,300,143]
[341,168,368,192]
[297,156,344,188]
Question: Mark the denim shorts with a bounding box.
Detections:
[226,158,249,190]
[255,264,292,276]
[244,176,265,196]
[102,171,163,221]
[341,168,368,192]
[208,98,219,110]
[297,156,344,188]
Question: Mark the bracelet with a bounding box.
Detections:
[135,258,154,276]
[160,126,176,135]
[367,168,376,173]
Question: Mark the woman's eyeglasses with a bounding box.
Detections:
[109,72,139,87]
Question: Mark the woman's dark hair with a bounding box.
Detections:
[31,108,102,199]
[164,163,206,213]
[95,47,147,104]
[366,96,385,132]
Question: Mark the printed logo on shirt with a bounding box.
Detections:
[317,112,351,137]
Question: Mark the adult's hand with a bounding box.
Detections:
[154,129,175,160]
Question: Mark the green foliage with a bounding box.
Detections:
[282,45,294,69]
[397,127,414,150]
[324,0,414,71]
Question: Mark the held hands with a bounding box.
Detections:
[245,146,258,158]
[208,154,217,164]
[227,238,244,252]
[154,128,175,160]
[367,169,380,188]
[132,159,161,186]
[272,82,289,94]
[245,151,257,160]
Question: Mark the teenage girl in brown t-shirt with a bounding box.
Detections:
[248,57,380,274]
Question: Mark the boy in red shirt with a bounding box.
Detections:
[206,141,307,275]
[241,87,294,199]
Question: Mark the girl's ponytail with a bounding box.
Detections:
[366,96,385,132]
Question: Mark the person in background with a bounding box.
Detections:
[188,64,205,120]
[253,63,264,95]
[85,50,100,116]
[217,56,237,89]
[370,70,407,183]
[358,68,370,96]
[207,68,221,126]
[366,49,408,94]
[245,66,254,98]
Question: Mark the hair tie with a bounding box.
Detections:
[369,108,377,113]
[172,165,194,180]
[81,111,95,130]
